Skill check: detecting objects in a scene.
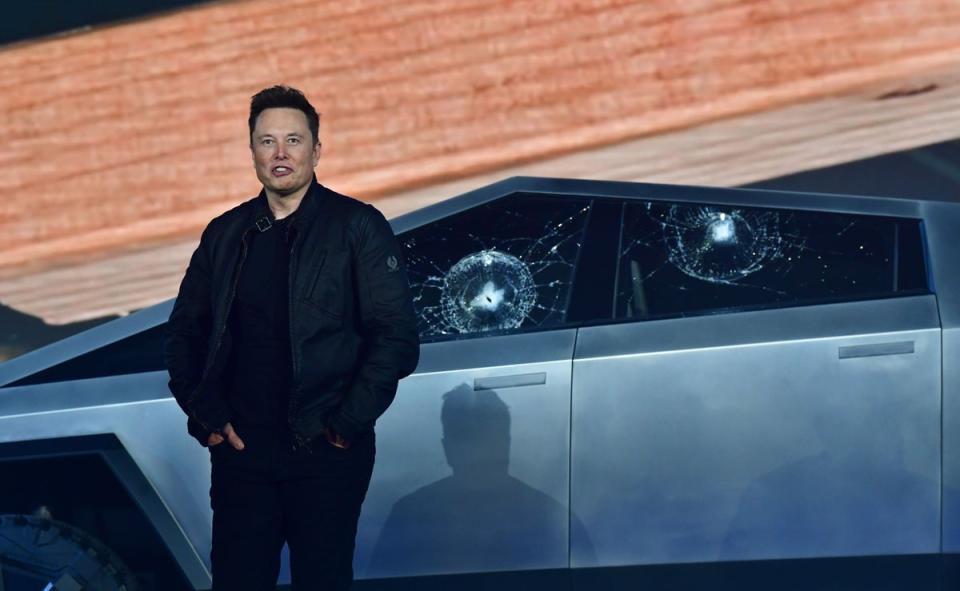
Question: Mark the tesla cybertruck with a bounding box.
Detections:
[1,176,958,589]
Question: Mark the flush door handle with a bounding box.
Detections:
[838,341,915,359]
[474,372,547,391]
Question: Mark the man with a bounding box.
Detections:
[163,85,420,590]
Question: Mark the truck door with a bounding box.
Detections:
[570,199,939,567]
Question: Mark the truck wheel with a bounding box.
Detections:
[0,514,139,591]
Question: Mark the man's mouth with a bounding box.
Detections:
[272,166,293,176]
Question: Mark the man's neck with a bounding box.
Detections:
[264,183,311,220]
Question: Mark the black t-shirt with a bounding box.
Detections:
[222,211,297,429]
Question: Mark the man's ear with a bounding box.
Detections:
[313,141,322,166]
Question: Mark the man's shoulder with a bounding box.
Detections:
[321,185,379,220]
[320,187,396,242]
[202,194,260,235]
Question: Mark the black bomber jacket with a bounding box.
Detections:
[162,178,420,447]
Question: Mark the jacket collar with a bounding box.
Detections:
[248,176,327,233]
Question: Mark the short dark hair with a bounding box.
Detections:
[248,85,320,145]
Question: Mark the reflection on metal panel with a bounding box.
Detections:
[578,296,939,360]
[413,327,577,374]
[358,332,577,579]
[571,299,940,567]
[925,201,960,551]
[943,327,960,551]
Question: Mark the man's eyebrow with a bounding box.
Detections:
[255,132,304,140]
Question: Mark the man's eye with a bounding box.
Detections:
[288,138,300,144]
[262,139,273,145]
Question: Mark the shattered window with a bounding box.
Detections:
[616,201,928,319]
[400,193,590,340]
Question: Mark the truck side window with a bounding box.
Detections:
[399,192,590,341]
[615,201,928,320]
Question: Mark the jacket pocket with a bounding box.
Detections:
[302,249,327,300]
[305,249,348,318]
[292,396,340,441]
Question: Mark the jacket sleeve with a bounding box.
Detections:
[163,222,232,440]
[328,205,421,440]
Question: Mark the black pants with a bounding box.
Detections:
[209,427,375,591]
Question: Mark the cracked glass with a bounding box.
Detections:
[399,193,590,340]
[616,201,927,319]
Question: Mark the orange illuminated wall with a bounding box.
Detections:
[1,0,959,279]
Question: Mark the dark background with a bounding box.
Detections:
[0,0,216,47]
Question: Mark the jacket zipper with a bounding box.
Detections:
[286,227,312,450]
[191,228,251,431]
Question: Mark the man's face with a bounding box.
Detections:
[250,107,320,198]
